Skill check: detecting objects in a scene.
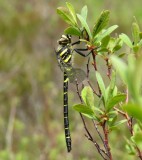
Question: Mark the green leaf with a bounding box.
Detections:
[81,5,88,21]
[133,45,139,53]
[106,94,126,111]
[112,86,118,97]
[110,56,127,83]
[133,124,141,133]
[81,86,94,108]
[123,55,142,103]
[57,7,75,25]
[133,56,142,100]
[137,122,142,130]
[92,10,110,38]
[106,71,116,102]
[113,38,123,52]
[96,71,106,102]
[101,35,110,48]
[109,71,116,92]
[107,111,118,127]
[108,116,117,125]
[97,48,108,54]
[77,14,92,39]
[72,104,94,118]
[139,32,142,40]
[132,132,142,150]
[96,25,118,42]
[123,103,142,122]
[107,37,116,52]
[119,33,133,48]
[110,119,127,128]
[126,55,140,102]
[132,22,140,44]
[66,2,77,24]
[94,107,104,114]
[118,53,126,58]
[105,37,122,53]
[64,27,81,36]
[125,144,135,155]
[107,110,118,117]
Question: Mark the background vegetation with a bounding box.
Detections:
[0,0,142,160]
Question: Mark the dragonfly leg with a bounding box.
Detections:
[74,48,92,57]
[72,40,80,46]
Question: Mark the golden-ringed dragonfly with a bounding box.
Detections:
[56,34,92,152]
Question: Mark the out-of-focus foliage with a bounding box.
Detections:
[0,0,142,160]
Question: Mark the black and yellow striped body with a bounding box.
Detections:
[63,72,71,152]
[56,35,72,152]
[56,34,89,152]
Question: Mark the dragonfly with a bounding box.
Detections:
[55,34,92,152]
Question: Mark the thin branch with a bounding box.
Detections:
[125,88,142,159]
[92,120,109,156]
[86,57,90,79]
[136,146,142,160]
[102,122,113,160]
[75,80,108,159]
[80,114,108,160]
[75,79,83,103]
[126,87,129,104]
[114,107,133,135]
[91,50,98,71]
[86,57,100,97]
[91,50,102,95]
[105,58,111,79]
[114,107,142,159]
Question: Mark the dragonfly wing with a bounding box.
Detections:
[67,68,86,84]
[74,68,86,83]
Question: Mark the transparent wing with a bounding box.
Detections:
[66,67,86,84]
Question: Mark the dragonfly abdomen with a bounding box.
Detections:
[64,72,71,152]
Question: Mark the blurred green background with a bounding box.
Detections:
[0,0,142,160]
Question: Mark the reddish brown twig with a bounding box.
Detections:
[75,80,108,160]
[102,121,113,160]
[86,57,100,97]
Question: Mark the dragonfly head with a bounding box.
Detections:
[58,35,71,46]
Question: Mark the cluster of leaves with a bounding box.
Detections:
[110,21,142,154]
[57,2,142,50]
[57,2,142,159]
[57,2,122,58]
[119,20,142,54]
[111,55,142,154]
[73,72,126,131]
